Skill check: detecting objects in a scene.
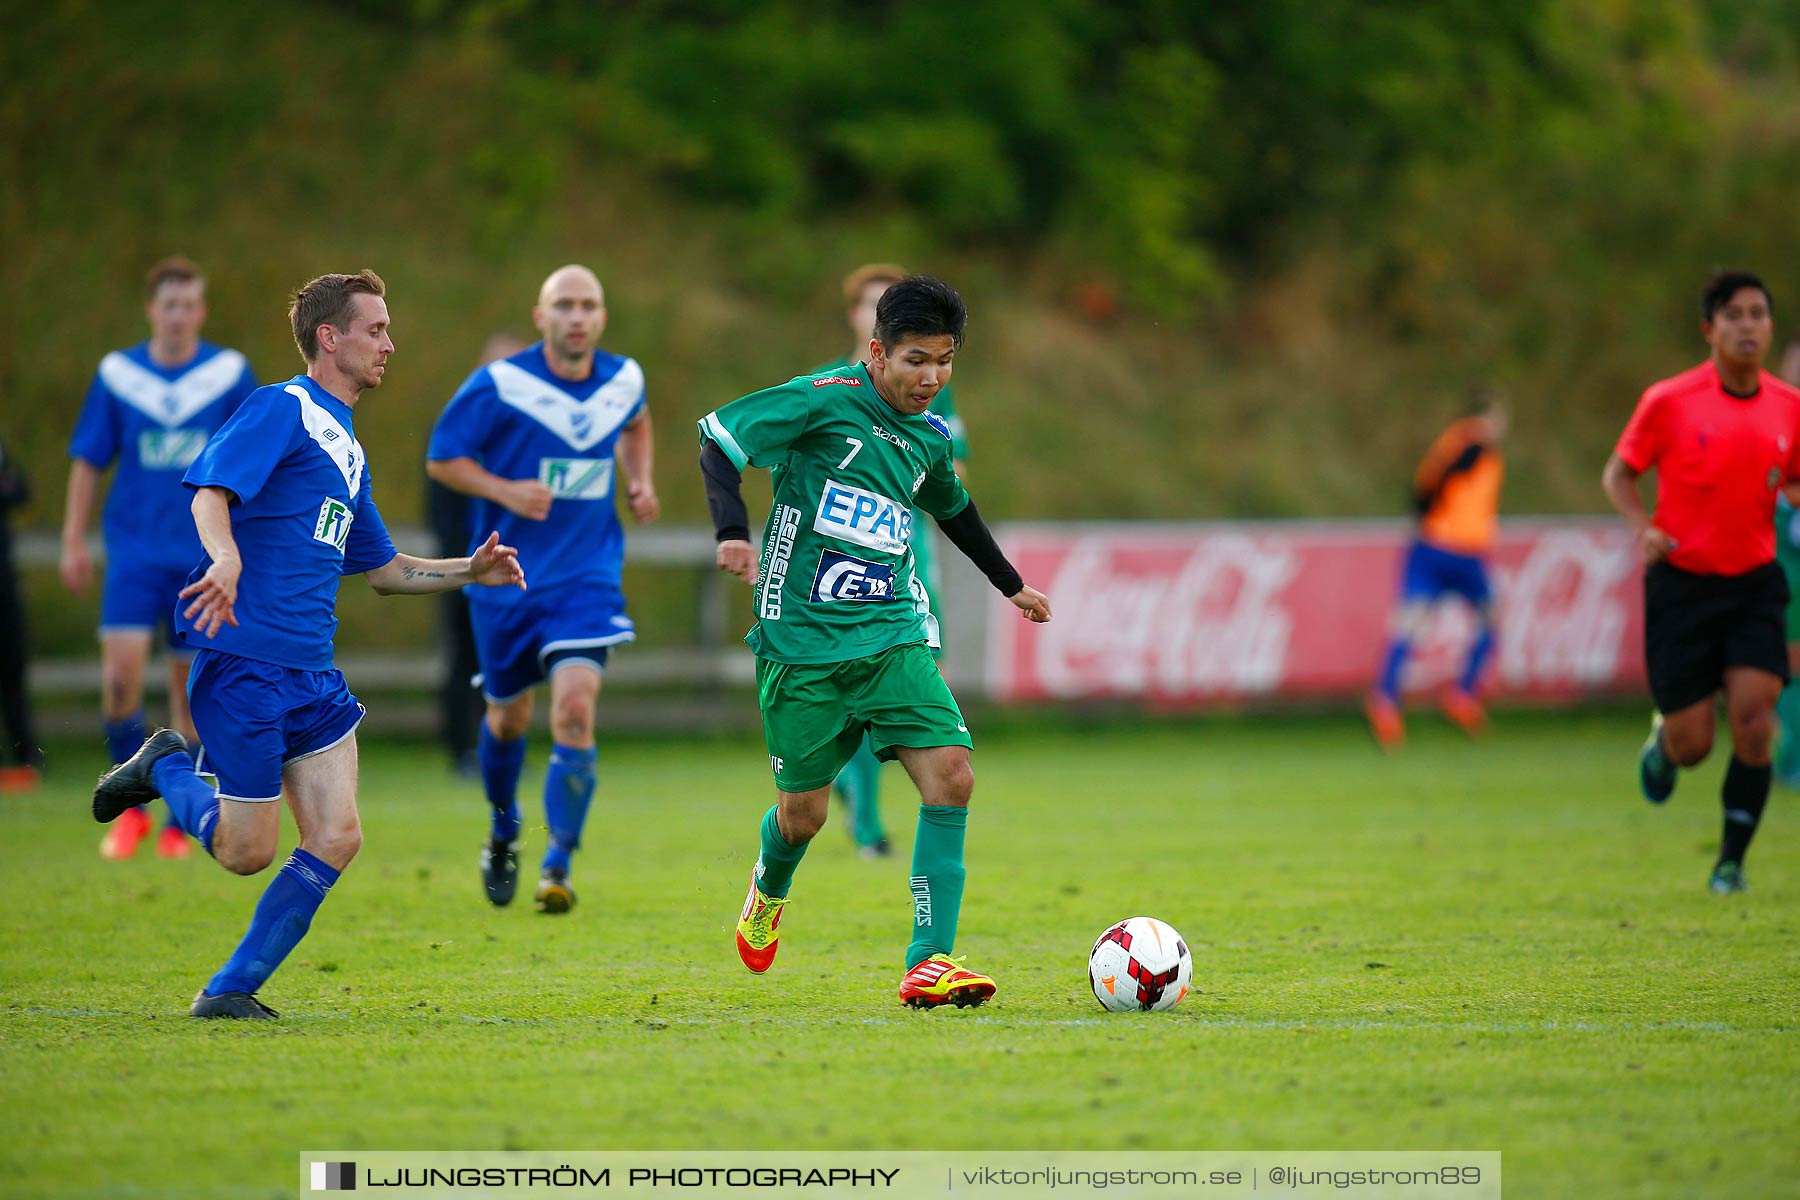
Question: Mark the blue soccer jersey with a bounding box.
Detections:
[68,341,257,569]
[427,342,645,606]
[176,375,397,670]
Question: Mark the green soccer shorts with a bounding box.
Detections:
[755,642,972,793]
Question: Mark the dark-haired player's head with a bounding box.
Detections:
[873,275,966,351]
[1702,270,1772,322]
[1700,270,1774,376]
[290,269,391,390]
[144,255,207,354]
[868,276,966,417]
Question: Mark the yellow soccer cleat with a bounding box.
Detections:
[735,875,787,974]
[897,954,996,1009]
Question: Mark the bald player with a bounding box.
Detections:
[428,265,657,913]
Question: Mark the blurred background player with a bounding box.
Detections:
[0,438,43,792]
[1602,270,1800,894]
[60,257,257,857]
[1366,386,1509,748]
[428,266,658,914]
[91,270,526,1018]
[816,264,972,857]
[427,331,528,777]
[700,275,1051,1008]
[1776,335,1800,789]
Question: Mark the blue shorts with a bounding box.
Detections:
[100,558,194,653]
[1400,539,1492,607]
[469,582,635,704]
[187,650,365,802]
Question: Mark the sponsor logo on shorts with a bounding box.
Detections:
[539,456,614,499]
[809,549,897,603]
[136,429,208,470]
[815,478,912,555]
[759,505,802,620]
[812,375,862,388]
[313,497,353,551]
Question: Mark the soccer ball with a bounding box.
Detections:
[1088,916,1193,1013]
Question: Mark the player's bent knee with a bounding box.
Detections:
[308,819,363,866]
[217,841,277,876]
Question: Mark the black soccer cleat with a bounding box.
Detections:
[190,990,279,1020]
[93,729,190,824]
[480,837,521,907]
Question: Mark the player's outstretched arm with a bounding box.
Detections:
[426,456,552,521]
[618,410,660,524]
[935,499,1051,623]
[365,533,526,596]
[59,459,101,594]
[700,437,756,584]
[179,486,243,637]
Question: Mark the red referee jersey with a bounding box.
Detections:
[1615,360,1800,575]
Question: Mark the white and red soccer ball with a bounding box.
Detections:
[1088,916,1193,1012]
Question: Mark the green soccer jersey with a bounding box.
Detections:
[699,362,970,664]
[816,357,968,460]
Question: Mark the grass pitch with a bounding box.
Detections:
[2,709,1796,1198]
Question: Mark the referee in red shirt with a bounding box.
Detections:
[1603,271,1800,893]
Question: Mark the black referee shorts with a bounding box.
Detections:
[1644,560,1790,713]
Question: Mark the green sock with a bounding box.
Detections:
[905,804,967,969]
[1777,684,1800,780]
[754,804,807,899]
[835,736,885,847]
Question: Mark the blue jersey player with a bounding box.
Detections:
[91,271,526,1019]
[61,257,256,860]
[427,264,658,914]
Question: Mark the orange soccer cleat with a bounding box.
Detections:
[1439,688,1488,738]
[735,875,787,974]
[156,824,193,859]
[1364,692,1405,750]
[100,805,153,861]
[897,954,996,1009]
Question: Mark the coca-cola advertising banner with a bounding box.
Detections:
[987,520,1645,705]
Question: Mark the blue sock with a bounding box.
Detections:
[104,711,148,765]
[1459,626,1495,694]
[206,849,340,997]
[541,743,597,874]
[105,712,149,817]
[151,752,221,855]
[1378,638,1410,701]
[479,723,525,844]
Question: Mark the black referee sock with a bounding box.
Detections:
[1718,756,1771,867]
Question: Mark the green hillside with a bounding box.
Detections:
[5,0,1799,531]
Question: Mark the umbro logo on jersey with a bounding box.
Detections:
[813,376,862,388]
[322,428,339,442]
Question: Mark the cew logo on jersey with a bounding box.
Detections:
[810,549,896,603]
[815,479,912,555]
[812,375,862,388]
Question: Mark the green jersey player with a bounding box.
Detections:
[815,263,972,857]
[698,275,1050,1008]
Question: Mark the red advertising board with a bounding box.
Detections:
[987,520,1645,705]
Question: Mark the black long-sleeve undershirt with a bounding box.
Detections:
[699,438,750,543]
[698,437,1023,596]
